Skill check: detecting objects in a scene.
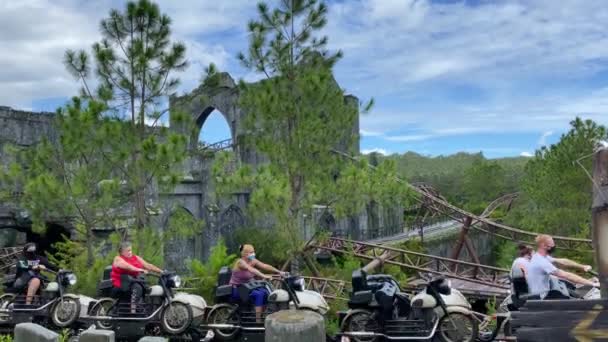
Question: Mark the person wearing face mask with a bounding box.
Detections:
[527,234,597,299]
[229,244,285,321]
[13,243,59,305]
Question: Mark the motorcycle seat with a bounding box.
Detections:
[216,284,232,299]
[217,266,232,286]
[395,292,409,302]
[348,290,373,306]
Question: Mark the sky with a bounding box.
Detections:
[2,0,608,158]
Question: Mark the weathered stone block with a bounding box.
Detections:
[14,323,58,342]
[138,337,168,342]
[79,329,115,342]
[265,309,325,342]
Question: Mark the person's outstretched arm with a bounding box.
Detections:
[137,257,162,273]
[552,258,591,273]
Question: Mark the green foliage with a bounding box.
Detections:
[0,335,12,342]
[373,151,527,208]
[47,227,166,296]
[493,240,518,269]
[64,0,191,231]
[214,0,410,256]
[506,118,607,240]
[58,329,72,342]
[188,239,237,300]
[233,228,292,267]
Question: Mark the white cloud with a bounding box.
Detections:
[538,131,554,146]
[0,0,251,108]
[520,152,534,157]
[385,134,434,142]
[360,129,384,137]
[361,148,390,155]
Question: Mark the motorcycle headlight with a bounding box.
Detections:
[67,273,77,286]
[171,275,182,288]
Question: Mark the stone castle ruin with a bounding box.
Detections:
[0,72,402,271]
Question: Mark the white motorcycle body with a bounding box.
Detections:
[44,282,59,292]
[290,290,330,315]
[269,288,329,315]
[174,292,207,320]
[411,287,472,319]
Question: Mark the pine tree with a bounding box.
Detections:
[0,98,128,265]
[214,0,409,258]
[63,0,191,235]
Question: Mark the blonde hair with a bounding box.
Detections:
[234,244,254,268]
[535,234,552,246]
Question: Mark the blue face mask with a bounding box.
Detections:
[247,253,256,261]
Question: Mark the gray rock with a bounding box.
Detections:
[14,323,58,342]
[138,337,168,342]
[79,329,115,342]
[265,309,325,342]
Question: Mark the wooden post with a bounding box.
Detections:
[450,216,473,268]
[362,250,395,273]
[592,147,608,298]
[265,309,325,342]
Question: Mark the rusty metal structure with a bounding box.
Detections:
[0,246,21,273]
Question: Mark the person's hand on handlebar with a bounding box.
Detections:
[279,271,289,278]
[583,265,593,273]
[139,268,149,275]
[35,264,46,271]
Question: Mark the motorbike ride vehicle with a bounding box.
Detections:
[205,266,329,341]
[478,269,600,342]
[0,267,81,329]
[338,269,478,342]
[88,266,211,340]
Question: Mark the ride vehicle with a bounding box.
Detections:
[88,266,211,340]
[478,268,601,342]
[0,267,81,329]
[204,266,329,341]
[338,269,478,342]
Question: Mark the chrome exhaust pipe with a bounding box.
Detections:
[340,318,439,340]
[83,305,163,321]
[204,323,265,331]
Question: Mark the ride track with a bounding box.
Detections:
[0,247,21,273]
[290,151,595,302]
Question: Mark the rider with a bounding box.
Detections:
[110,241,163,309]
[14,243,59,305]
[526,234,597,299]
[229,244,285,322]
[511,244,532,277]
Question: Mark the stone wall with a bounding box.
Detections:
[0,72,402,271]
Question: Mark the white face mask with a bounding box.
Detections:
[247,253,256,261]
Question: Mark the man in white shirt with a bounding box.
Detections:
[527,234,597,298]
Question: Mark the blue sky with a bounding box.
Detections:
[3,0,608,158]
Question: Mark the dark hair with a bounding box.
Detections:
[517,244,533,257]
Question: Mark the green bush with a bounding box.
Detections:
[188,239,237,300]
[0,335,12,342]
[48,228,167,297]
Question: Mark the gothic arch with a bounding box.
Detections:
[219,204,245,251]
[319,211,337,232]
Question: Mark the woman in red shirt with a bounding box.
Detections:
[110,241,163,306]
